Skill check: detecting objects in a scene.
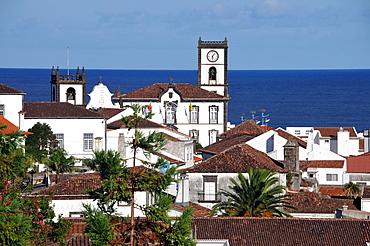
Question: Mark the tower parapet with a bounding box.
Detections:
[50,66,86,105]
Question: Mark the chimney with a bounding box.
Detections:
[18,110,25,131]
[283,140,300,172]
[284,139,301,191]
[337,127,350,156]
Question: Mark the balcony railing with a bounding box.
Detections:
[198,192,222,203]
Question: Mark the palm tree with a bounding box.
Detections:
[42,148,74,184]
[212,168,295,217]
[343,181,360,199]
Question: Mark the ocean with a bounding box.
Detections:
[1,68,369,132]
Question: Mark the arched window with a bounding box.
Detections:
[66,87,76,101]
[209,67,217,83]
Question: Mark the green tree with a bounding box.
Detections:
[343,181,360,199]
[86,104,196,245]
[25,122,59,161]
[212,168,296,217]
[83,204,115,246]
[0,125,71,245]
[41,148,75,184]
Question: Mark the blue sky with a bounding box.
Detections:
[1,0,369,70]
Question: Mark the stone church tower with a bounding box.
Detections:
[50,66,86,106]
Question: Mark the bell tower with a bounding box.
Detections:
[50,66,87,106]
[197,37,228,97]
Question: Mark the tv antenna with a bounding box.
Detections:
[67,46,70,76]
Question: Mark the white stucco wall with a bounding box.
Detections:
[187,172,286,209]
[0,94,24,127]
[52,191,150,219]
[24,118,106,159]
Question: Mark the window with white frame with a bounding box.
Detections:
[165,103,177,124]
[0,104,4,116]
[203,175,218,201]
[190,105,199,124]
[189,129,199,140]
[83,133,93,151]
[209,129,218,145]
[209,106,218,124]
[326,174,338,182]
[55,133,64,148]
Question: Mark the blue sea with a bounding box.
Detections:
[1,68,369,132]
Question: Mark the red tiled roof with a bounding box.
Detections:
[171,202,211,217]
[23,102,104,119]
[185,144,286,173]
[220,119,268,138]
[319,186,347,197]
[191,217,370,245]
[0,116,32,135]
[346,154,370,173]
[314,127,358,138]
[193,156,203,162]
[0,83,25,94]
[276,129,307,148]
[199,133,256,155]
[113,83,228,102]
[30,173,102,199]
[95,108,126,119]
[300,160,344,171]
[286,191,358,213]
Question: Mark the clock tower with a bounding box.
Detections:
[197,37,228,97]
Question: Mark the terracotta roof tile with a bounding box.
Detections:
[113,83,228,102]
[286,191,358,213]
[191,217,370,245]
[0,83,25,94]
[199,133,256,155]
[95,108,126,119]
[346,154,370,173]
[319,186,347,197]
[171,202,211,217]
[300,160,344,171]
[220,119,268,138]
[276,129,307,148]
[314,127,358,138]
[30,173,102,199]
[185,144,286,173]
[0,116,32,135]
[23,102,104,118]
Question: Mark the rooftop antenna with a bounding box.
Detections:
[239,112,245,122]
[67,46,70,76]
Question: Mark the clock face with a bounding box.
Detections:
[207,50,219,62]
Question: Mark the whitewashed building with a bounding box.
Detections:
[111,38,230,148]
[0,83,25,127]
[286,126,361,156]
[22,102,106,160]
